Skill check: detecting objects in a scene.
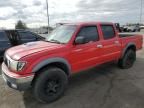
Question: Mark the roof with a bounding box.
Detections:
[61,21,114,26]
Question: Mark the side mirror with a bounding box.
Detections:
[75,36,85,44]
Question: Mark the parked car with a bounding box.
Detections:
[2,22,143,103]
[0,29,45,59]
[122,25,129,32]
[127,25,140,32]
[115,23,121,32]
[140,26,144,29]
[115,23,125,32]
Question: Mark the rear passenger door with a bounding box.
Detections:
[100,24,121,62]
[18,31,37,43]
[0,31,11,57]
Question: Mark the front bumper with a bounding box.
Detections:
[2,63,34,91]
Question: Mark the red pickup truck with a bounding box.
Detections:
[2,22,143,103]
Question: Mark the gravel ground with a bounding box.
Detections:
[0,32,144,108]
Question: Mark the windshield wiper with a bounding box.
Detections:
[50,39,61,43]
[45,39,64,44]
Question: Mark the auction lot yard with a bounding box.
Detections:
[0,31,144,108]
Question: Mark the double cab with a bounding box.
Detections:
[2,22,143,103]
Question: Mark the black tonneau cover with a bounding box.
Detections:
[119,33,138,38]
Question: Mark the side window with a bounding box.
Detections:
[77,26,99,43]
[0,31,9,41]
[101,25,115,39]
[19,32,36,40]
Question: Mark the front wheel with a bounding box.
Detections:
[32,67,68,103]
[118,50,136,69]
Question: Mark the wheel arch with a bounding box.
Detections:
[32,57,71,76]
[121,42,136,58]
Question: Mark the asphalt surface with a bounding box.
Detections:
[0,32,144,108]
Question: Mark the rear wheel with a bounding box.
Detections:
[33,67,68,103]
[118,49,136,69]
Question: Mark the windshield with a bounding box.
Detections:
[46,25,76,44]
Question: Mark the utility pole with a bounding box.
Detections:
[46,0,50,34]
[140,0,143,23]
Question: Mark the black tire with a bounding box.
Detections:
[32,67,68,103]
[118,49,136,69]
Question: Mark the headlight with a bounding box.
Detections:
[6,55,26,71]
[10,60,18,71]
[17,62,26,71]
[10,60,26,71]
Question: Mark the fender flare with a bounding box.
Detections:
[32,57,71,75]
[121,42,136,58]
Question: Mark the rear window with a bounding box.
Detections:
[101,25,115,39]
[0,31,9,41]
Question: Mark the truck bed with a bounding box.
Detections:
[119,33,143,51]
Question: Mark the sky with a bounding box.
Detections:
[0,0,143,28]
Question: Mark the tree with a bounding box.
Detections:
[15,20,27,29]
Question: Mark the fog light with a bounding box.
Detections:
[11,83,17,89]
[2,74,7,82]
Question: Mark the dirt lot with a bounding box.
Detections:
[0,32,144,108]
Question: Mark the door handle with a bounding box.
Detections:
[73,49,83,52]
[114,41,119,44]
[97,44,103,48]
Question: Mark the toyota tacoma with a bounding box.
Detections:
[2,22,143,103]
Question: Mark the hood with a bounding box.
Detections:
[6,41,65,60]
